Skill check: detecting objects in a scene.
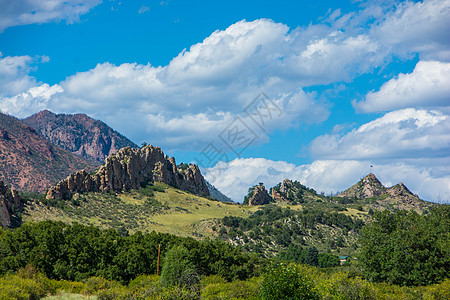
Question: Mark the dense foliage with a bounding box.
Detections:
[0,221,260,283]
[359,206,450,286]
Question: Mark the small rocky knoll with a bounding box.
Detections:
[46,145,210,200]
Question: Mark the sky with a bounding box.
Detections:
[0,0,449,202]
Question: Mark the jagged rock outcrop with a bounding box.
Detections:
[46,145,210,200]
[271,179,320,203]
[23,110,137,164]
[247,184,272,206]
[0,181,22,227]
[338,173,386,199]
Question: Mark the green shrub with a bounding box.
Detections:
[260,263,319,300]
[202,277,261,300]
[319,272,378,300]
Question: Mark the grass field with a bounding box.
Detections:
[23,183,260,238]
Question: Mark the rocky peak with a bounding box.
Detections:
[338,173,386,199]
[0,181,22,227]
[46,145,210,201]
[387,182,415,197]
[23,110,137,163]
[247,184,272,206]
[280,179,293,193]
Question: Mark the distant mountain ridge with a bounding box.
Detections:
[0,113,93,193]
[206,181,233,202]
[23,110,137,164]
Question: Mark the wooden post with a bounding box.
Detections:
[157,244,161,276]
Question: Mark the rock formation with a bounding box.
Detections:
[247,184,272,206]
[338,173,386,199]
[0,181,22,227]
[23,110,137,164]
[46,145,210,200]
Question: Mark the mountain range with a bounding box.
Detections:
[0,109,437,258]
[0,112,93,193]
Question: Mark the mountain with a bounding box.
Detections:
[206,181,234,202]
[23,110,137,164]
[46,145,210,201]
[337,173,386,199]
[0,113,94,193]
[0,181,22,227]
[337,173,432,212]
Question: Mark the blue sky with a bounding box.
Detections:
[0,0,449,202]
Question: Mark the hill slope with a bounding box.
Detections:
[23,110,137,164]
[0,113,93,193]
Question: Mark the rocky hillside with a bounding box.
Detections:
[0,181,22,227]
[23,110,137,164]
[47,145,210,201]
[0,113,93,193]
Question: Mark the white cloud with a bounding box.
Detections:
[0,53,37,96]
[205,157,450,203]
[354,61,450,113]
[310,108,450,160]
[372,0,450,61]
[0,0,102,32]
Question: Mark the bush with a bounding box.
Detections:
[202,277,261,300]
[260,263,319,300]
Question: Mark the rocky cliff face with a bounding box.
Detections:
[23,110,137,164]
[247,184,272,206]
[0,113,93,193]
[47,145,210,200]
[0,181,22,227]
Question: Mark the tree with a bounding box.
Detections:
[359,207,450,286]
[318,253,340,268]
[160,245,198,288]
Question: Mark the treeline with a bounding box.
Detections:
[0,221,260,284]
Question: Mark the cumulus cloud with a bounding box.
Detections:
[0,53,38,96]
[0,0,102,32]
[1,1,449,150]
[354,61,450,112]
[205,157,450,203]
[310,108,450,160]
[372,0,450,61]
